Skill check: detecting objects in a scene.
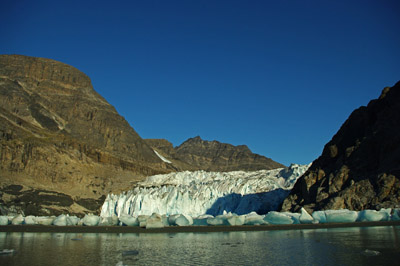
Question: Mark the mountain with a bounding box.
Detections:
[0,55,284,216]
[0,54,171,216]
[281,81,400,212]
[145,136,285,171]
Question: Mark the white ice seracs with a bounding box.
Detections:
[100,164,310,218]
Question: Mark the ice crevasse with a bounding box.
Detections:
[100,164,310,218]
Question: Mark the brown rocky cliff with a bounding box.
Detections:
[173,136,284,171]
[281,81,400,212]
[0,55,170,216]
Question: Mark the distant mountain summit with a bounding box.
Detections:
[281,81,400,212]
[145,136,285,171]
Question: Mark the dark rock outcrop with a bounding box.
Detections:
[0,54,171,216]
[281,81,400,212]
[146,136,284,171]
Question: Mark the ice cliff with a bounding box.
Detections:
[100,164,310,218]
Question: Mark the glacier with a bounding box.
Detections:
[100,164,310,218]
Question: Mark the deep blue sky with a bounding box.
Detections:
[2,0,399,166]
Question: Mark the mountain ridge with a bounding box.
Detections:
[0,54,284,216]
[145,136,284,171]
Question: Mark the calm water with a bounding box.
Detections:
[1,226,399,266]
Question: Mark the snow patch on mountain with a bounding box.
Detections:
[100,163,311,218]
[153,150,172,163]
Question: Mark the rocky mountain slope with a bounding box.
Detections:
[0,55,284,216]
[0,54,172,216]
[145,136,285,171]
[281,81,400,212]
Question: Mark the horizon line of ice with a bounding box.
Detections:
[1,208,399,228]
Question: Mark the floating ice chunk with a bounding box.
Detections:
[227,214,245,226]
[167,214,180,226]
[0,216,9,225]
[53,214,68,226]
[24,216,37,225]
[66,215,80,226]
[0,249,15,255]
[299,208,314,224]
[119,215,139,226]
[362,249,381,256]
[35,216,55,225]
[161,215,169,226]
[193,215,213,226]
[264,212,293,225]
[11,214,24,225]
[358,210,387,222]
[392,209,400,221]
[312,211,327,223]
[244,212,265,225]
[138,215,149,228]
[325,209,358,223]
[175,214,193,226]
[207,216,225,226]
[82,214,100,226]
[99,215,119,226]
[379,208,391,221]
[281,212,301,224]
[146,213,164,229]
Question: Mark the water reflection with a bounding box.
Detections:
[0,226,399,265]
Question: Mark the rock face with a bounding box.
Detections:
[0,54,171,216]
[146,136,285,171]
[281,82,400,212]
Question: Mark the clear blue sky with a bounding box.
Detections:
[2,0,399,166]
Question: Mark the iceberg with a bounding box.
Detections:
[146,213,164,229]
[0,216,9,225]
[119,215,139,226]
[244,212,265,225]
[264,212,293,225]
[82,214,100,226]
[193,215,213,226]
[325,209,358,223]
[24,215,37,225]
[227,214,245,226]
[11,214,24,225]
[66,215,80,226]
[53,214,68,226]
[358,209,391,222]
[299,208,314,224]
[392,209,400,221]
[35,216,54,225]
[312,211,327,223]
[100,164,310,218]
[175,214,193,226]
[99,215,119,226]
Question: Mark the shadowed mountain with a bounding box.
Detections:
[281,81,400,212]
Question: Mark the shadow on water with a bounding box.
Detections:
[205,189,290,216]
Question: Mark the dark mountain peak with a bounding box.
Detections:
[281,81,400,212]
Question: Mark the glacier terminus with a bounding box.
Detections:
[100,164,310,218]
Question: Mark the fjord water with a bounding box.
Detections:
[1,226,399,266]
